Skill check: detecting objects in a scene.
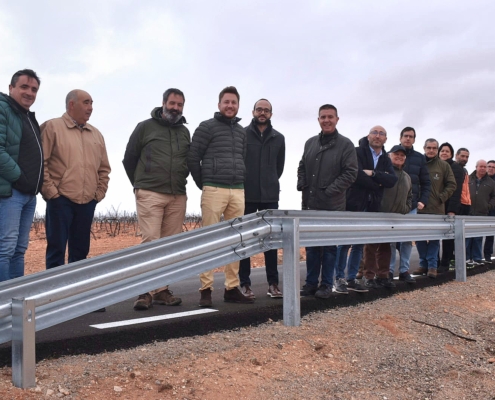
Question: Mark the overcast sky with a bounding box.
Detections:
[2,0,494,217]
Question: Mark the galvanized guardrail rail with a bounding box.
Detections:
[1,210,494,388]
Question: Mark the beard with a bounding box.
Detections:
[254,116,270,126]
[162,107,183,123]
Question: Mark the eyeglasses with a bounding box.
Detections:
[255,108,272,114]
[369,130,386,137]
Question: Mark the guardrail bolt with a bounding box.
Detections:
[253,232,259,236]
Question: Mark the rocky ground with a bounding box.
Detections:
[1,228,495,399]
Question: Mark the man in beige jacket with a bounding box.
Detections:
[41,90,111,271]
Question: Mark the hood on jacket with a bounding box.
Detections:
[150,107,187,126]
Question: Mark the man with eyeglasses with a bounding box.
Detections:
[239,99,285,299]
[335,126,397,293]
[412,139,456,278]
[483,160,495,263]
[389,127,431,282]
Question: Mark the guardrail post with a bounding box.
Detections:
[12,298,36,388]
[281,216,300,326]
[454,218,467,282]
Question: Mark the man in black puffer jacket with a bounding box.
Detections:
[188,86,251,307]
[389,127,431,279]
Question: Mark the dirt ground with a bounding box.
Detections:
[2,226,495,399]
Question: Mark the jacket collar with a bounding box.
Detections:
[249,118,274,136]
[214,111,241,125]
[62,112,93,131]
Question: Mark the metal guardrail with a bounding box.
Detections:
[1,210,495,388]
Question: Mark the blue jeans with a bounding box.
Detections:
[239,202,279,287]
[416,240,440,270]
[305,246,337,287]
[390,208,417,274]
[0,189,36,282]
[46,196,97,269]
[335,244,364,280]
[466,237,483,261]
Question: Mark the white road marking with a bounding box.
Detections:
[90,308,219,329]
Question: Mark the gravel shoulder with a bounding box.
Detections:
[2,269,495,399]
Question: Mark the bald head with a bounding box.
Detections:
[66,89,93,125]
[368,125,387,151]
[476,159,487,179]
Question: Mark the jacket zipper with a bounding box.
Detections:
[26,112,43,193]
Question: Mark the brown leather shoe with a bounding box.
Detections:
[267,284,283,298]
[199,288,213,307]
[133,293,153,310]
[224,287,254,304]
[152,289,182,306]
[412,267,427,275]
[427,268,437,279]
[242,285,256,299]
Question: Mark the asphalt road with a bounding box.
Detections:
[0,252,489,366]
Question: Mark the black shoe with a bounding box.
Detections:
[388,272,394,282]
[398,272,416,283]
[364,278,379,289]
[375,277,396,288]
[224,287,255,304]
[300,284,318,297]
[314,284,332,299]
[346,279,369,293]
[437,265,449,273]
[484,255,492,264]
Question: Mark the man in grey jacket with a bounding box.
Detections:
[297,104,358,299]
[188,86,252,307]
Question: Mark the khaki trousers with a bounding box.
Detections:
[200,186,245,291]
[135,189,187,293]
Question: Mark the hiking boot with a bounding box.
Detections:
[427,268,437,279]
[224,287,255,304]
[375,277,396,288]
[364,278,379,289]
[199,288,213,307]
[314,284,332,299]
[267,284,283,298]
[334,278,348,294]
[346,279,369,292]
[152,289,182,306]
[398,272,416,283]
[242,285,256,299]
[412,267,427,275]
[133,293,153,310]
[300,284,318,297]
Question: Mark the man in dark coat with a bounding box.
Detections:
[483,159,495,263]
[297,104,357,299]
[390,127,431,279]
[239,99,285,299]
[335,126,397,293]
[466,160,495,266]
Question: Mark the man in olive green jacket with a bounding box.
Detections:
[123,88,190,311]
[413,139,456,278]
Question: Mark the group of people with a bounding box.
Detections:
[0,69,286,311]
[1,68,494,312]
[298,106,495,299]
